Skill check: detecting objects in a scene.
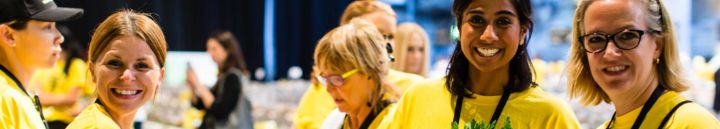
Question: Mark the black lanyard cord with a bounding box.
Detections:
[0,64,49,128]
[452,88,511,127]
[606,85,665,129]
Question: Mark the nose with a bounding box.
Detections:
[479,25,498,43]
[120,69,136,82]
[602,41,623,58]
[53,28,64,46]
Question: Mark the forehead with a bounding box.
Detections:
[464,0,516,16]
[103,35,156,59]
[582,0,646,34]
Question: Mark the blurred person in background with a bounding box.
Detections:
[186,30,254,129]
[29,25,93,129]
[66,9,166,129]
[392,22,430,77]
[294,1,423,129]
[0,0,83,128]
[567,0,720,128]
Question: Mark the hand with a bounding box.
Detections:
[186,68,199,89]
[62,87,81,105]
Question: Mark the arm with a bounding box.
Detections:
[187,68,215,109]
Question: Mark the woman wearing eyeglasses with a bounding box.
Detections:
[314,19,399,129]
[567,0,719,128]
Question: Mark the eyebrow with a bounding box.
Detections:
[105,52,153,62]
[466,9,517,17]
[587,24,637,34]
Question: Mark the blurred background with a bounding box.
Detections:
[46,0,720,128]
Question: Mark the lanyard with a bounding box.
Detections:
[606,85,665,129]
[342,100,392,129]
[452,89,511,127]
[0,64,48,129]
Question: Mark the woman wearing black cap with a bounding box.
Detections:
[0,0,83,128]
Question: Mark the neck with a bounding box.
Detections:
[467,65,509,96]
[347,105,372,129]
[0,55,34,91]
[609,76,660,116]
[107,108,137,129]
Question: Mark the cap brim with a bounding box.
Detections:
[31,7,83,22]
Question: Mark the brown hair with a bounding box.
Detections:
[88,9,167,72]
[340,0,396,25]
[208,30,249,75]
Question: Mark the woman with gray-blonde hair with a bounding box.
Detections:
[567,0,720,128]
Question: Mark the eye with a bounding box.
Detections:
[134,62,152,71]
[495,17,512,26]
[587,35,607,43]
[617,31,640,41]
[105,60,123,69]
[468,15,486,26]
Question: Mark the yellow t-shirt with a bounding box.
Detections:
[340,104,396,129]
[293,69,424,129]
[0,67,46,129]
[30,58,92,123]
[598,91,720,129]
[66,103,121,129]
[294,83,337,129]
[379,78,581,129]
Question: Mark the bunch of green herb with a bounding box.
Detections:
[451,116,512,129]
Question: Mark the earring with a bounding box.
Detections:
[655,58,660,64]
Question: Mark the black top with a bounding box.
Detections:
[192,73,241,121]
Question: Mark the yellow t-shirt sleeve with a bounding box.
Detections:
[664,103,720,128]
[293,83,336,129]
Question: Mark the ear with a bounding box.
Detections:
[519,25,529,46]
[159,68,165,84]
[88,62,97,82]
[653,35,664,60]
[0,24,16,47]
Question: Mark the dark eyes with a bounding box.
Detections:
[104,59,153,71]
[467,15,513,27]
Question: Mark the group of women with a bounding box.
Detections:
[2,0,720,129]
[297,0,720,129]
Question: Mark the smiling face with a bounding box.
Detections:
[583,0,661,96]
[459,0,525,72]
[11,20,64,69]
[92,35,164,115]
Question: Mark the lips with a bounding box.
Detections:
[602,65,629,76]
[475,47,500,57]
[111,88,143,99]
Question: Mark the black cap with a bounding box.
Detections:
[0,0,83,23]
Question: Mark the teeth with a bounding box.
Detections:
[113,89,139,95]
[606,66,626,72]
[476,48,499,57]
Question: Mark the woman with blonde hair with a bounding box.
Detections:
[66,9,167,129]
[567,0,719,128]
[294,1,422,129]
[392,22,430,76]
[315,19,398,129]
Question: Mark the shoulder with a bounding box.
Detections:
[402,78,448,100]
[67,104,121,129]
[667,102,720,128]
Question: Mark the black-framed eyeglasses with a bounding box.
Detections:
[579,29,657,53]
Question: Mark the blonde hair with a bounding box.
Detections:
[567,0,687,105]
[392,22,430,76]
[340,0,396,25]
[314,19,398,110]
